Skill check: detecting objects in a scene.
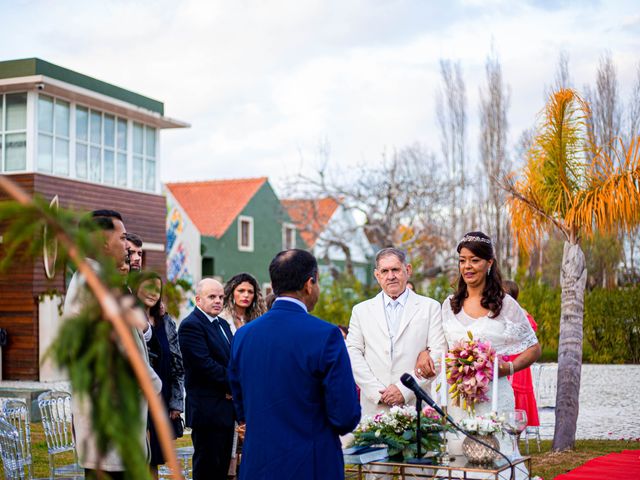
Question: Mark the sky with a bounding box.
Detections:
[1,0,639,192]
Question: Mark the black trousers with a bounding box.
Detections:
[191,425,235,480]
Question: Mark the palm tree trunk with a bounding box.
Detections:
[552,241,587,451]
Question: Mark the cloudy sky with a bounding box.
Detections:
[1,0,639,191]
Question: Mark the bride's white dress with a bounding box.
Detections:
[441,294,538,479]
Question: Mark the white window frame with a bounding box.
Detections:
[282,222,296,250]
[237,215,254,252]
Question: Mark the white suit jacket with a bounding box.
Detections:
[346,289,446,418]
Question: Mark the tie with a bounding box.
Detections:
[388,300,400,333]
[212,317,230,344]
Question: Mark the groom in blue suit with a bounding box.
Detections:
[229,249,361,480]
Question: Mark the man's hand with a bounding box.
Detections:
[379,385,405,406]
[169,409,181,420]
[414,350,436,379]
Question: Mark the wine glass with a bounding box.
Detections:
[502,409,528,459]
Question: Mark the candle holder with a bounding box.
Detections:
[437,406,452,466]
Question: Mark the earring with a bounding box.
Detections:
[487,266,492,276]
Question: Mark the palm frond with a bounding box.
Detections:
[567,136,640,234]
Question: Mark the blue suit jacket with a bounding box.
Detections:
[178,307,235,429]
[229,300,361,480]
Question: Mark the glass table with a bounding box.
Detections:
[345,455,532,479]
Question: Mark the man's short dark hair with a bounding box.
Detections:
[125,232,143,247]
[82,209,123,231]
[269,249,318,295]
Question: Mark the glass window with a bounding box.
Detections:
[90,146,101,182]
[133,123,143,154]
[55,100,70,138]
[76,107,88,141]
[37,134,53,172]
[145,127,156,158]
[132,156,143,189]
[5,93,27,131]
[0,99,3,130]
[38,95,54,134]
[54,138,69,175]
[117,152,127,187]
[117,119,127,150]
[90,111,101,145]
[145,158,155,191]
[76,143,88,179]
[104,150,115,184]
[104,115,115,148]
[6,133,26,171]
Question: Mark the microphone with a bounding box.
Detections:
[400,372,516,480]
[400,373,447,419]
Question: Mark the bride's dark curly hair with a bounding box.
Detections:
[450,231,505,318]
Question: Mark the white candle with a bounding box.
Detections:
[491,354,499,413]
[440,351,447,406]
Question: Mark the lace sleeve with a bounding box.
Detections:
[499,295,538,356]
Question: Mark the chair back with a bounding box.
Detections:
[0,415,29,480]
[536,363,558,408]
[2,400,32,479]
[37,391,75,455]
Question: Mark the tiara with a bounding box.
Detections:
[458,235,492,246]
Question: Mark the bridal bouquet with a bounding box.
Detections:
[446,331,496,412]
[353,405,448,459]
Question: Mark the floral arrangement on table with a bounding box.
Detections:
[459,413,504,435]
[446,331,497,412]
[352,405,451,460]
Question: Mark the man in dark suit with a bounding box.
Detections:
[178,278,235,480]
[229,249,361,480]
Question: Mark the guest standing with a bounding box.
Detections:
[229,249,361,480]
[132,272,184,479]
[503,280,540,428]
[221,272,266,333]
[179,278,235,480]
[220,272,265,477]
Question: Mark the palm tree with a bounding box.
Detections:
[503,88,640,451]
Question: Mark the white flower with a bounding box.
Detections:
[374,430,381,438]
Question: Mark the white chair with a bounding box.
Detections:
[523,363,543,453]
[37,391,83,479]
[0,415,29,480]
[1,399,48,479]
[2,399,33,480]
[158,446,193,479]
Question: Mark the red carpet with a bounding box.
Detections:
[554,450,640,479]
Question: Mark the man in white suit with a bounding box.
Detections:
[347,247,446,419]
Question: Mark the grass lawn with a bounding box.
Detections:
[3,423,638,479]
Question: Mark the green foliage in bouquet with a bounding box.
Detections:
[353,405,452,460]
[0,196,152,479]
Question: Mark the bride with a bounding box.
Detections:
[417,231,541,479]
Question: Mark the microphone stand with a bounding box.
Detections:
[406,397,433,464]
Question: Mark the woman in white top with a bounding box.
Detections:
[418,231,541,479]
[220,272,266,477]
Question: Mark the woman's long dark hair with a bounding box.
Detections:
[130,271,164,325]
[450,231,505,318]
[223,272,266,323]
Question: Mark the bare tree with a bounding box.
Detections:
[585,52,622,163]
[623,62,640,277]
[479,49,512,273]
[436,59,467,241]
[285,143,451,278]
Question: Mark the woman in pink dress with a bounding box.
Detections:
[503,280,540,427]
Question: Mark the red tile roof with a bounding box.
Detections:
[165,177,268,238]
[282,197,339,247]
